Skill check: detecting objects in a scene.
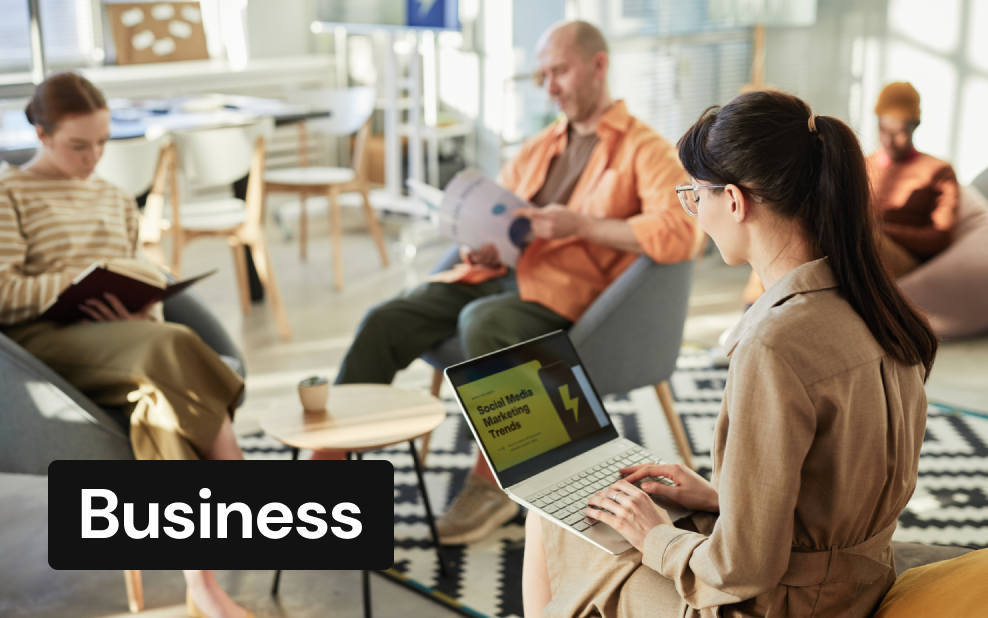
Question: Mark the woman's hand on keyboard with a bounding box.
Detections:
[585,479,673,552]
[620,463,720,513]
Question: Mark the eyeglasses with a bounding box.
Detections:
[675,182,763,217]
[676,182,725,217]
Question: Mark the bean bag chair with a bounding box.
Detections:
[898,185,988,338]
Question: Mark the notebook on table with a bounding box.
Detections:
[445,330,692,554]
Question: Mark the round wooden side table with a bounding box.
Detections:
[259,384,448,617]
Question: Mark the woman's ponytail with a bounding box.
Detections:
[678,91,937,379]
[812,116,937,378]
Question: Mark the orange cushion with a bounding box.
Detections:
[875,548,988,617]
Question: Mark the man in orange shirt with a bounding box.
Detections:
[740,82,959,304]
[336,20,697,544]
[867,81,959,275]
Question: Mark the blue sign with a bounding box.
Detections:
[406,0,460,30]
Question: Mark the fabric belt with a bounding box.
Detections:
[779,522,897,587]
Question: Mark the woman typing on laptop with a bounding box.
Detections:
[522,91,935,617]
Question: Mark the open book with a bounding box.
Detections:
[408,168,532,268]
[40,259,216,323]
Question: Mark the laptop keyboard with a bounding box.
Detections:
[525,445,664,532]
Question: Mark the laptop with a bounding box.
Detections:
[444,330,692,554]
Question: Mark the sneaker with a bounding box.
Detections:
[436,472,519,545]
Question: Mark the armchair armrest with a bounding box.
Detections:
[569,257,695,395]
[0,332,133,474]
[429,243,463,276]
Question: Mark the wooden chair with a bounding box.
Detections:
[163,118,292,340]
[93,131,173,270]
[263,87,389,290]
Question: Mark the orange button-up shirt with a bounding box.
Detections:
[866,148,959,259]
[446,101,698,322]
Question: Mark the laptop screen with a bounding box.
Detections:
[444,331,619,487]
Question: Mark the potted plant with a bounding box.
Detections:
[298,375,330,412]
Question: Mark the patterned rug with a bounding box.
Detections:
[241,348,988,618]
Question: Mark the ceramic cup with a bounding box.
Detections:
[298,376,330,412]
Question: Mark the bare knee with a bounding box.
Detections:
[525,509,544,547]
[523,510,552,618]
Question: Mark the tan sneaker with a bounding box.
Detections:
[436,472,519,545]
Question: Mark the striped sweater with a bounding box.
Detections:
[0,165,139,325]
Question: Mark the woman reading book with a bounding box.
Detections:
[0,73,252,618]
[522,91,937,617]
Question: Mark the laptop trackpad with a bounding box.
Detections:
[651,494,693,522]
[584,521,632,554]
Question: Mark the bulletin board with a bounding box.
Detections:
[108,2,210,65]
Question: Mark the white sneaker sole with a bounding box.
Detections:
[438,500,520,545]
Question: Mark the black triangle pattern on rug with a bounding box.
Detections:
[240,352,988,618]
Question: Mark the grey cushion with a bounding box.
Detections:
[892,540,974,574]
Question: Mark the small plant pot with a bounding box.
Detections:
[298,376,330,412]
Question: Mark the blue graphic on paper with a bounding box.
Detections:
[509,218,531,248]
[491,203,507,216]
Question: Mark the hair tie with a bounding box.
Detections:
[808,114,820,134]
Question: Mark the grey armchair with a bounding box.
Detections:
[0,285,247,475]
[420,244,696,468]
[0,286,246,612]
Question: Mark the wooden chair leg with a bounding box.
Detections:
[248,236,293,341]
[171,232,184,279]
[298,191,308,261]
[430,368,443,398]
[230,241,252,316]
[414,369,444,469]
[123,570,143,613]
[328,186,344,291]
[654,381,694,470]
[359,186,390,267]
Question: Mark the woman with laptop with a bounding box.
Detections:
[522,90,936,617]
[1,73,251,618]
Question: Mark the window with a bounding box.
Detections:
[0,0,99,75]
[568,0,753,140]
[0,0,32,72]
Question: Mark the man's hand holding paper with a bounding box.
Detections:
[515,203,588,240]
[461,243,502,268]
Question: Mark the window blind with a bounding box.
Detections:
[570,0,752,140]
[0,0,96,73]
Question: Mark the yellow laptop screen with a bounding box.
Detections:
[456,358,604,471]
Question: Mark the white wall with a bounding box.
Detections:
[246,0,319,58]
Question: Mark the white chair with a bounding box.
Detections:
[264,87,389,290]
[94,131,173,269]
[167,117,293,341]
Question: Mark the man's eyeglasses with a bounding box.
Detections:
[675,182,725,217]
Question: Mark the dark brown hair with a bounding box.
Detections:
[677,90,937,379]
[25,72,107,135]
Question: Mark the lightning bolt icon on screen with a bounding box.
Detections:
[560,385,579,421]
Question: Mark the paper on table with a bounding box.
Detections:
[408,168,532,268]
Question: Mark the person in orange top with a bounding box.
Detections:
[867,81,959,275]
[334,20,698,544]
[740,81,959,304]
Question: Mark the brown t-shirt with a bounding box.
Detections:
[530,126,600,207]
